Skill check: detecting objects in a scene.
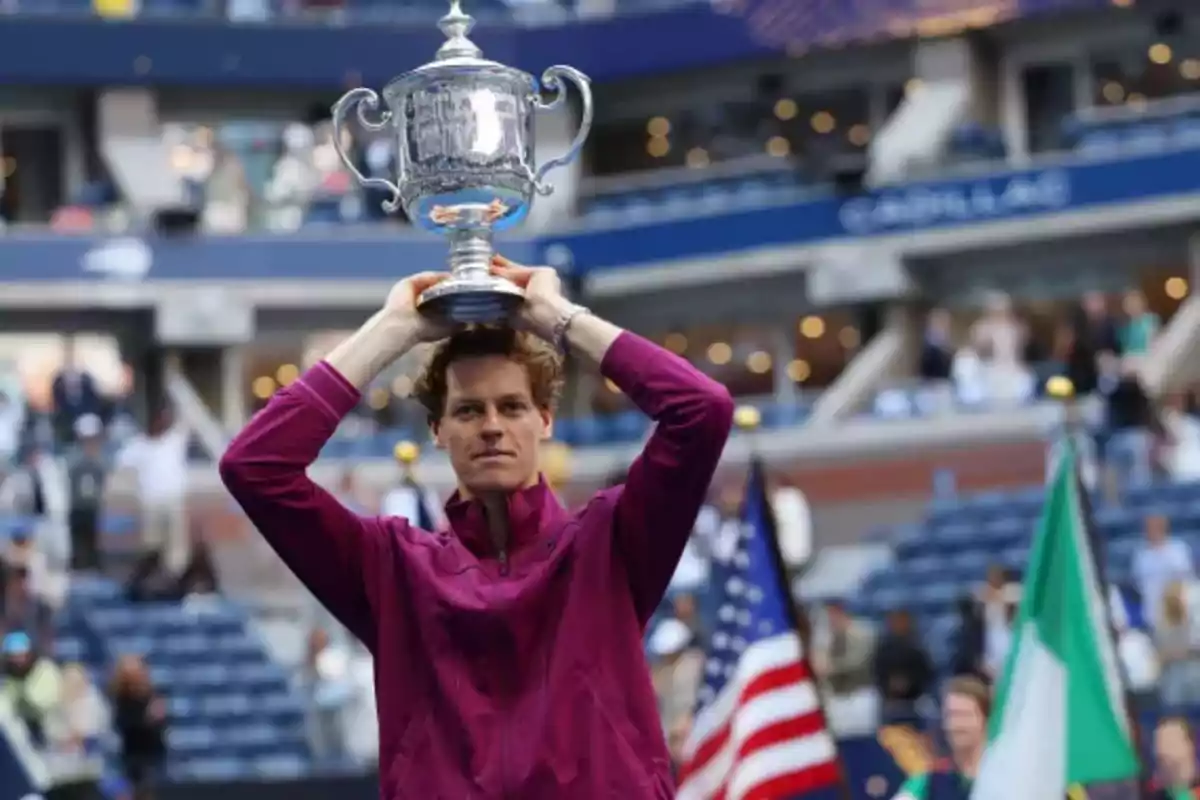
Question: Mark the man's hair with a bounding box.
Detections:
[413,326,564,422]
[945,675,992,718]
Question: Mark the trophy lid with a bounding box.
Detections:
[435,0,485,62]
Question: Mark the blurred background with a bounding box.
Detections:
[0,0,1198,797]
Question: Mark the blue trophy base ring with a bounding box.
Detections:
[417,276,525,324]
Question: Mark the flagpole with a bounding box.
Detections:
[734,406,856,800]
[1045,378,1149,800]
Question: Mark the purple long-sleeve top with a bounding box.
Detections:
[219,331,734,799]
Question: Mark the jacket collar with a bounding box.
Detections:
[444,475,564,558]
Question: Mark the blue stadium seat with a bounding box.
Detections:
[63,577,315,777]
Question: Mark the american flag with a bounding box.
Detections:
[676,460,843,800]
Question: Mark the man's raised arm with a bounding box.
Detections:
[493,259,735,624]
[219,273,450,648]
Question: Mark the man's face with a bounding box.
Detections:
[1155,721,1193,775]
[3,651,30,675]
[1146,515,1168,544]
[827,605,849,632]
[942,691,986,753]
[434,356,550,495]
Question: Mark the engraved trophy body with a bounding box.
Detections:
[331,0,593,323]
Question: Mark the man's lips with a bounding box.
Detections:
[473,450,515,460]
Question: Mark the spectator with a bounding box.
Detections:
[872,609,934,728]
[918,308,954,381]
[125,551,181,605]
[949,595,985,680]
[1161,391,1200,481]
[1069,290,1120,395]
[0,631,62,745]
[264,123,319,232]
[1156,580,1200,707]
[201,145,251,233]
[1120,289,1161,357]
[970,291,1031,405]
[814,600,877,737]
[303,627,354,764]
[648,618,704,741]
[67,414,109,572]
[1151,717,1199,798]
[1132,514,1194,627]
[1113,603,1159,709]
[950,344,986,406]
[977,564,1020,679]
[0,389,25,469]
[332,468,367,514]
[1100,354,1156,489]
[4,525,66,650]
[51,341,105,446]
[110,654,167,800]
[176,539,221,614]
[45,662,109,756]
[115,407,190,575]
[669,591,706,649]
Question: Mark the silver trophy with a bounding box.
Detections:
[330,0,593,323]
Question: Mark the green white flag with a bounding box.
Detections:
[970,445,1140,800]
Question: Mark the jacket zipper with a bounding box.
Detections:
[497,543,511,796]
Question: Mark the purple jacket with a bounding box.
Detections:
[219,332,734,799]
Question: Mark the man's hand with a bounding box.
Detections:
[385,271,454,343]
[490,255,571,342]
[325,271,452,389]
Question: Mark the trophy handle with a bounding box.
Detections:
[330,88,404,213]
[529,66,593,197]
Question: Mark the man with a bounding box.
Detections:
[115,406,190,574]
[874,608,935,727]
[1149,717,1199,799]
[894,676,1088,800]
[893,676,990,799]
[816,599,877,736]
[67,414,109,571]
[51,340,104,446]
[220,256,734,799]
[1132,514,1194,629]
[0,631,62,745]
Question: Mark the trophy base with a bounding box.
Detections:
[417,276,525,324]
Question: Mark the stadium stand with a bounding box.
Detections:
[5,0,1200,797]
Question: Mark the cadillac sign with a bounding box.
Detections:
[838,169,1072,235]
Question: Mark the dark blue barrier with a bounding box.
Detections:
[0,0,1111,88]
[0,734,908,800]
[2,145,1199,285]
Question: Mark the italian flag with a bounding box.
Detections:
[970,445,1141,799]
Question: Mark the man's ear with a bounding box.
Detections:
[430,420,445,449]
[538,408,553,441]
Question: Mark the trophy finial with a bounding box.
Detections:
[437,0,483,61]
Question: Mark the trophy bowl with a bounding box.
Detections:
[331,0,593,324]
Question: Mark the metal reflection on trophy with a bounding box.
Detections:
[330,0,594,323]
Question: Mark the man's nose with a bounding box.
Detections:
[480,408,503,435]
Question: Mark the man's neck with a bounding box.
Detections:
[952,747,983,778]
[1167,762,1196,788]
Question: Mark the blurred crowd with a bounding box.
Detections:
[53,118,406,236]
[903,286,1200,493]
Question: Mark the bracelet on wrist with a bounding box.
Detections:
[551,303,590,353]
